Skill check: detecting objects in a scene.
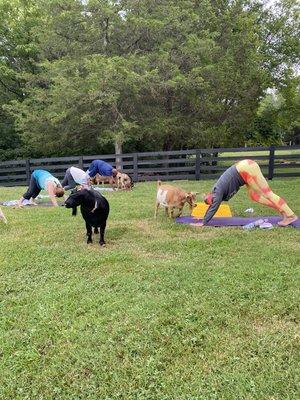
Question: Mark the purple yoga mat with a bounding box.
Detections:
[176,216,300,228]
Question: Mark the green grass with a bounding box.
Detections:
[219,150,300,173]
[0,180,299,400]
[223,149,300,157]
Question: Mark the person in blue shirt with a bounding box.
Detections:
[18,169,65,207]
[84,160,118,184]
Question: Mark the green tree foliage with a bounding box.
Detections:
[248,75,300,145]
[248,93,285,145]
[0,0,43,158]
[1,0,299,159]
[9,55,145,155]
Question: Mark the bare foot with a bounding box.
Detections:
[190,222,204,227]
[278,215,298,227]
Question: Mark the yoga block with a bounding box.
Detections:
[192,202,232,218]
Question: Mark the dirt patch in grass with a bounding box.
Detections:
[253,317,299,334]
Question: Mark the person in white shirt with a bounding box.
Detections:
[61,166,86,190]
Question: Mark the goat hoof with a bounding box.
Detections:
[100,242,106,247]
[87,239,93,244]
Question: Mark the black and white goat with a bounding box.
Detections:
[65,188,109,246]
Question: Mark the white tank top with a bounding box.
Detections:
[70,166,86,184]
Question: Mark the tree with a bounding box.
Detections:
[0,0,42,159]
[247,75,300,146]
[8,55,145,156]
[3,0,300,159]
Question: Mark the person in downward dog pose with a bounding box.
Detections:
[61,166,86,191]
[85,160,118,184]
[18,169,64,207]
[85,159,133,189]
[199,159,297,227]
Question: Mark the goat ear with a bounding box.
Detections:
[72,207,77,216]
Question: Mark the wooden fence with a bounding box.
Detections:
[0,145,299,187]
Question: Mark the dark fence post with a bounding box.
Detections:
[268,145,275,180]
[78,156,83,169]
[195,149,201,180]
[26,159,31,185]
[133,153,138,181]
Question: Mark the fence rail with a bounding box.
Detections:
[0,146,299,186]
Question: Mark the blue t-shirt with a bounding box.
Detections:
[87,160,113,177]
[32,170,60,189]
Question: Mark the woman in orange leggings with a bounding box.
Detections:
[201,159,297,226]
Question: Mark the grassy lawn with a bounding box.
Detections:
[223,149,300,157]
[219,150,300,173]
[0,180,299,400]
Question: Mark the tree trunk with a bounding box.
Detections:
[115,140,123,170]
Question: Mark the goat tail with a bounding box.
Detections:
[157,180,162,187]
[128,174,134,188]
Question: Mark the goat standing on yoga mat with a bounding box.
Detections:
[65,188,109,246]
[199,159,298,227]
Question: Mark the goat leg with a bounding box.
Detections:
[86,222,93,244]
[99,221,106,246]
[177,206,183,217]
[154,202,159,218]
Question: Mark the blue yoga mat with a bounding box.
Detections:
[176,216,300,228]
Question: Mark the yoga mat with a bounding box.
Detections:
[176,216,300,228]
[1,199,34,206]
[93,187,115,192]
[192,203,232,218]
[1,200,63,207]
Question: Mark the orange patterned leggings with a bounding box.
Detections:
[236,160,294,217]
